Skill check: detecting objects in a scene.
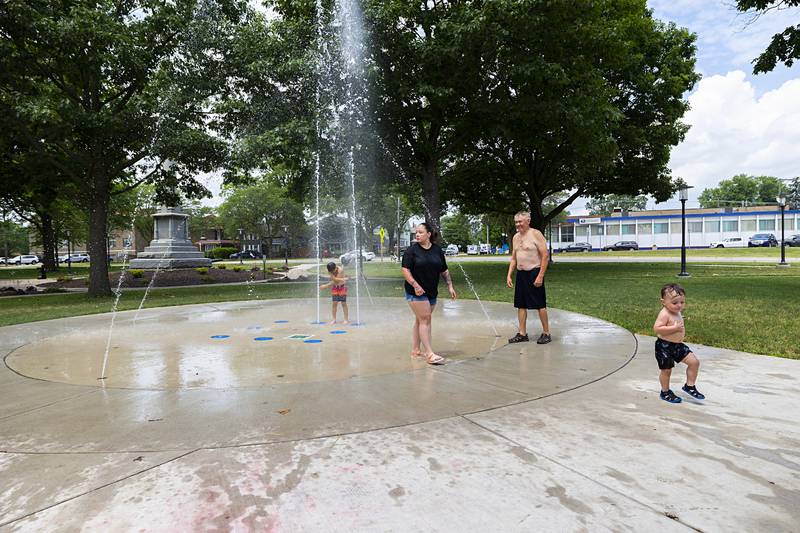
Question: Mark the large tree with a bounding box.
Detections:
[698,174,782,208]
[736,0,800,73]
[445,0,699,230]
[217,181,306,258]
[0,0,249,295]
[363,0,486,231]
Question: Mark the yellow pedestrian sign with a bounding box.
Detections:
[379,227,385,244]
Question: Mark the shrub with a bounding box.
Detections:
[130,269,144,279]
[216,264,227,270]
[206,246,238,260]
[196,267,209,275]
[56,275,73,283]
[232,266,244,272]
[250,266,260,272]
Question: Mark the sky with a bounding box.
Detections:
[626,0,800,211]
[200,1,800,212]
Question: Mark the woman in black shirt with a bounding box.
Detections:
[401,222,457,365]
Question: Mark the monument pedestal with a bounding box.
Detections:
[129,207,211,269]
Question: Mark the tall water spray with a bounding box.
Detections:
[314,0,325,325]
[338,0,367,324]
[348,147,361,324]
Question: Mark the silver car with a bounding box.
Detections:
[8,255,40,265]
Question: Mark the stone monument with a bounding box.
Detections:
[129,207,212,269]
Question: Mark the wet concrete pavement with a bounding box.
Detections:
[1,298,798,531]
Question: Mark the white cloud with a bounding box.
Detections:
[669,71,800,198]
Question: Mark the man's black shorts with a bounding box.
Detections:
[655,338,692,369]
[514,268,547,310]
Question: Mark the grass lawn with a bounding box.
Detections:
[1,261,798,359]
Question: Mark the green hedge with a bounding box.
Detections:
[206,247,237,260]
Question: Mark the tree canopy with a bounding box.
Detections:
[0,0,251,295]
[736,1,800,73]
[217,181,306,258]
[697,174,782,208]
[443,0,699,230]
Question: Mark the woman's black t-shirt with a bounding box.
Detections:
[402,243,448,298]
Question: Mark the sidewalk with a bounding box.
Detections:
[0,300,797,530]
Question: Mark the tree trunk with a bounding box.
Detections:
[87,174,112,297]
[422,158,441,234]
[40,212,57,270]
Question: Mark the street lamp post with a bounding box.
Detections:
[678,185,693,278]
[281,224,289,269]
[66,230,72,274]
[777,195,788,267]
[548,223,554,265]
[237,228,244,264]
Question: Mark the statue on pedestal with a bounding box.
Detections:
[129,207,212,269]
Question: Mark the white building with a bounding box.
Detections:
[553,205,799,250]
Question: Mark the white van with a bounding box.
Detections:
[708,237,746,248]
[466,244,479,255]
[479,243,490,254]
[444,244,459,256]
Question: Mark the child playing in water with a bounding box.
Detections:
[320,261,349,325]
[653,283,705,404]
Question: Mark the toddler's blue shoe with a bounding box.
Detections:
[660,389,682,404]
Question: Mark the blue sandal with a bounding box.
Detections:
[682,384,705,400]
[660,389,682,404]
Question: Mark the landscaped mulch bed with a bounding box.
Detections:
[41,267,289,289]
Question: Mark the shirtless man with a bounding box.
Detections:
[506,211,551,344]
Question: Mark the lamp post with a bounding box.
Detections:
[66,230,72,274]
[237,228,244,264]
[281,224,289,269]
[678,184,693,278]
[777,195,788,267]
[548,223,554,265]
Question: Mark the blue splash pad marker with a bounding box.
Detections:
[329,330,347,334]
[310,321,327,325]
[304,339,323,343]
[210,335,230,339]
[254,337,274,341]
[247,325,263,331]
[349,322,365,327]
[273,320,289,324]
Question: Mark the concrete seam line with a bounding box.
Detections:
[459,415,702,533]
[0,389,101,423]
[0,448,202,529]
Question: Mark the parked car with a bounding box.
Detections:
[783,234,800,247]
[59,253,90,262]
[7,255,40,265]
[466,244,479,255]
[479,243,490,254]
[708,237,746,248]
[229,250,263,260]
[0,257,6,264]
[339,250,375,265]
[444,244,459,256]
[748,233,778,247]
[563,242,592,253]
[602,241,639,251]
